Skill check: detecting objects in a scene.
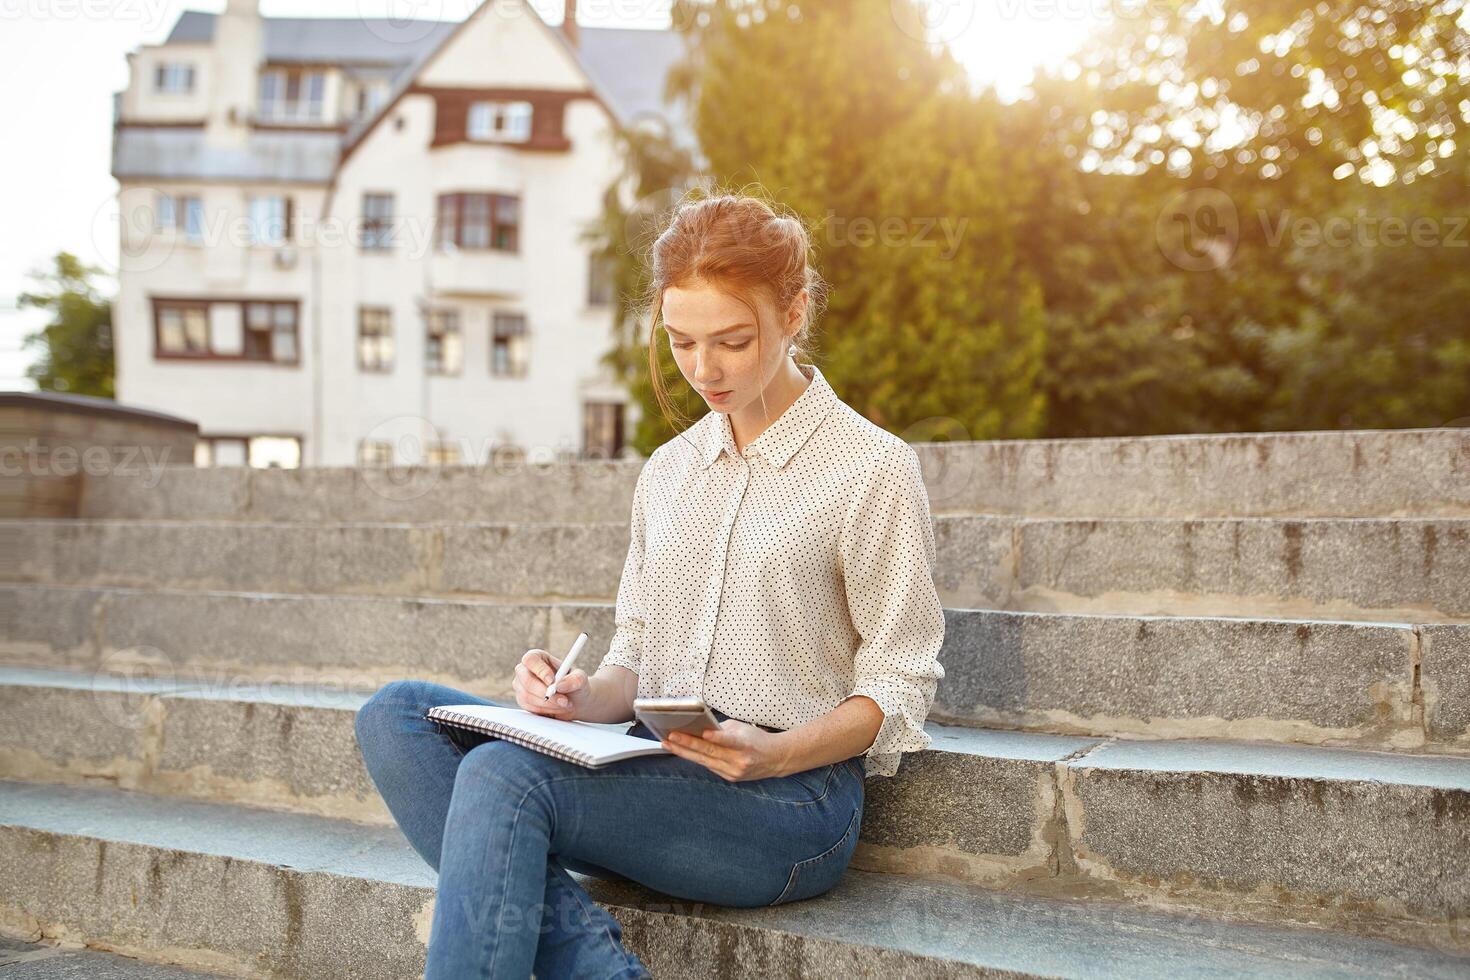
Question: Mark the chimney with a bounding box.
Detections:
[561,0,579,48]
[205,0,263,147]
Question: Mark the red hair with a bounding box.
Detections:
[638,185,829,432]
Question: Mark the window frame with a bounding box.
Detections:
[435,192,520,253]
[357,305,395,373]
[425,308,463,376]
[151,297,301,365]
[361,192,394,251]
[246,194,293,246]
[155,193,205,244]
[154,62,196,94]
[490,311,529,378]
[467,99,534,143]
[258,66,327,123]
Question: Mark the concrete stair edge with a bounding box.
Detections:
[4,779,1470,979]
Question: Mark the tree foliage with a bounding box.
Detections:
[17,252,115,399]
[590,0,1470,450]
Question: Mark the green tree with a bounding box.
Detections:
[18,252,115,398]
[597,0,1049,453]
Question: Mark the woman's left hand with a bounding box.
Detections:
[661,720,788,782]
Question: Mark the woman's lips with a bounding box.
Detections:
[704,389,731,402]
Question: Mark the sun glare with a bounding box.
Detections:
[929,0,1112,101]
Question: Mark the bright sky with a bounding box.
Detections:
[0,0,1100,390]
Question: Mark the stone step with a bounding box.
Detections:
[3,779,1469,979]
[6,515,1469,621]
[78,428,1470,522]
[4,586,1466,751]
[0,934,228,978]
[1,669,1466,948]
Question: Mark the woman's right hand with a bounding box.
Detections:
[513,649,590,721]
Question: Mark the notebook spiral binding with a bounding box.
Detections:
[426,707,598,767]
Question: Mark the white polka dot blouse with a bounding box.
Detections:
[600,361,947,778]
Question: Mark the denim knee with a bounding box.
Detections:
[355,679,428,747]
[452,740,549,801]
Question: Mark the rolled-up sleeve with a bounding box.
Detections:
[840,441,946,771]
[600,456,653,676]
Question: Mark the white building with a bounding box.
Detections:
[111,0,691,467]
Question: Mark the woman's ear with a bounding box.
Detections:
[787,288,808,329]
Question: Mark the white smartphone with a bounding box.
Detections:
[633,696,722,741]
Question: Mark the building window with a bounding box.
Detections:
[244,301,299,362]
[583,402,626,460]
[361,193,394,250]
[587,252,615,306]
[155,194,205,243]
[426,442,462,466]
[153,298,300,364]
[426,309,462,376]
[259,67,326,123]
[490,312,529,377]
[358,306,394,372]
[247,195,292,245]
[356,79,390,118]
[358,439,393,466]
[197,434,301,468]
[436,192,519,252]
[155,62,195,94]
[467,100,533,142]
[156,301,209,355]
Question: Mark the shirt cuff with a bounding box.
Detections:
[847,677,935,759]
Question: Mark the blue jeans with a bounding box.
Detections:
[354,679,866,979]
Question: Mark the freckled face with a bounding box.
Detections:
[662,282,784,413]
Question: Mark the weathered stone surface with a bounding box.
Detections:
[75,428,1470,522]
[1421,624,1470,745]
[5,781,1470,979]
[980,516,1470,620]
[3,591,1461,752]
[1063,738,1470,926]
[11,517,1468,619]
[936,610,1421,747]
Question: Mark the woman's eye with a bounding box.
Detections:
[672,342,750,351]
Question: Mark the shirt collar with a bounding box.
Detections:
[700,363,838,471]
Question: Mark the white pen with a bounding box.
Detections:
[544,632,589,700]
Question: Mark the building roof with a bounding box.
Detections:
[117,8,695,184]
[165,11,458,66]
[162,10,691,135]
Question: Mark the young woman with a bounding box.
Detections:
[355,192,947,978]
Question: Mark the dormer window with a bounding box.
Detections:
[259,68,326,123]
[467,100,532,142]
[155,62,195,94]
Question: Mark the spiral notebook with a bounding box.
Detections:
[426,705,672,768]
